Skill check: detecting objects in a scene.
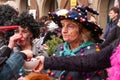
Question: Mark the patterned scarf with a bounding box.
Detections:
[60,41,94,56]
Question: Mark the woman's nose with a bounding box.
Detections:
[62,26,68,33]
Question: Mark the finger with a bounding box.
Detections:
[33,61,43,72]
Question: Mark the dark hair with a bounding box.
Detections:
[0,4,18,43]
[13,11,40,39]
[39,16,49,22]
[110,7,119,15]
[0,4,18,26]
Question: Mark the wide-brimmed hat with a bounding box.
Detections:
[48,5,103,43]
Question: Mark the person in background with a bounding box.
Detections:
[3,0,19,11]
[100,19,120,48]
[39,16,49,23]
[0,4,19,47]
[89,15,97,24]
[103,7,119,40]
[40,20,58,45]
[32,20,61,57]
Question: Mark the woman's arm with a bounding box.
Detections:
[0,46,12,57]
[44,46,111,72]
[0,53,25,80]
[44,39,119,72]
[0,50,33,80]
[0,46,12,66]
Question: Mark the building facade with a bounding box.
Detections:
[0,0,120,31]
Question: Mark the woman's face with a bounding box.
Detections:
[61,19,81,43]
[14,26,33,46]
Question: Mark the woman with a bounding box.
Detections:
[33,18,120,79]
[7,11,41,58]
[32,37,120,80]
[40,6,103,80]
[4,11,41,80]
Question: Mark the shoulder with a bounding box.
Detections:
[83,44,97,54]
[52,43,64,56]
[0,45,11,54]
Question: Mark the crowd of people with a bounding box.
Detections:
[0,2,120,80]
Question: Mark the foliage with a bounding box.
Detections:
[45,35,63,56]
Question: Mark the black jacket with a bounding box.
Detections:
[101,26,120,48]
[44,38,120,72]
[0,46,11,67]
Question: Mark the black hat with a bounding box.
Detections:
[48,5,103,43]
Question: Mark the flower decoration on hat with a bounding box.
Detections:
[48,5,103,43]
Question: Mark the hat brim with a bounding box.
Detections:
[0,26,18,32]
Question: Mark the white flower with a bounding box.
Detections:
[47,21,59,32]
[56,9,69,16]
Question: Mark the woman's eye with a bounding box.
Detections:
[68,25,74,29]
[23,30,28,33]
[14,30,19,33]
[61,24,64,28]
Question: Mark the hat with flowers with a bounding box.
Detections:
[48,5,103,43]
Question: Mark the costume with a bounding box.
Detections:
[0,53,26,80]
[0,46,12,66]
[47,42,107,80]
[0,46,27,80]
[46,5,105,80]
[44,38,120,72]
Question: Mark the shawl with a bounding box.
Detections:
[60,41,94,56]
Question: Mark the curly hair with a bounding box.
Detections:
[0,4,18,26]
[0,4,18,43]
[13,11,41,39]
[26,73,51,80]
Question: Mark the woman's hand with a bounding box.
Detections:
[8,34,24,49]
[20,50,33,60]
[17,77,26,80]
[33,56,45,72]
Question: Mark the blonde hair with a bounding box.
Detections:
[81,27,94,43]
[71,21,94,43]
[25,73,51,80]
